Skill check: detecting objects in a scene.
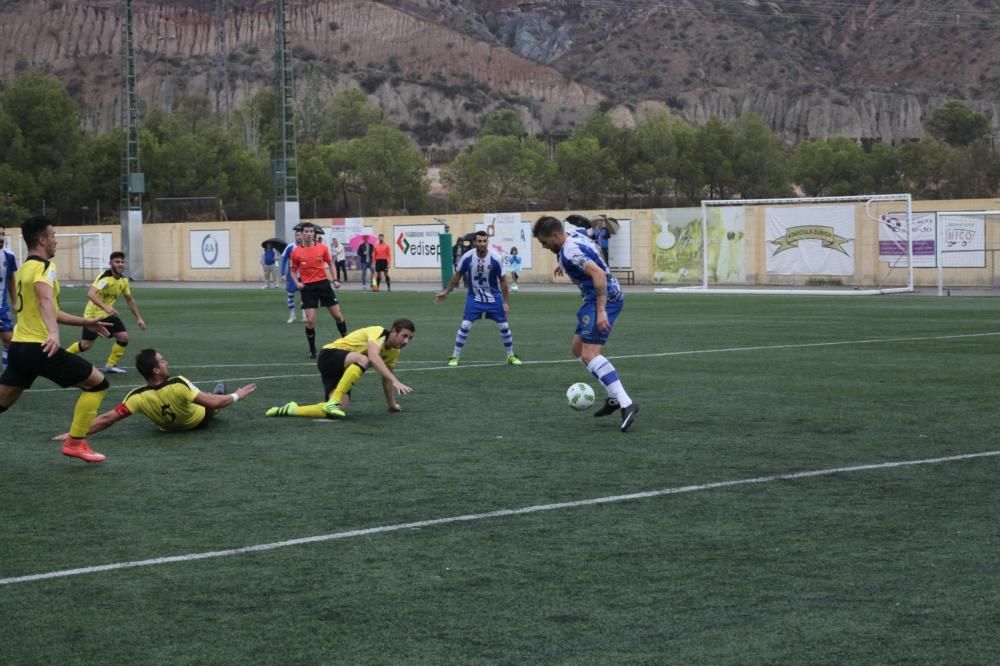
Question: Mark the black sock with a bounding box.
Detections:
[306,327,316,353]
[337,320,348,337]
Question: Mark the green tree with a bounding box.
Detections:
[731,114,790,198]
[479,109,524,138]
[298,141,352,214]
[897,138,954,199]
[791,137,869,196]
[925,100,989,147]
[320,88,382,143]
[345,123,427,215]
[443,134,549,212]
[551,133,609,208]
[695,118,738,199]
[0,70,88,219]
[862,142,904,194]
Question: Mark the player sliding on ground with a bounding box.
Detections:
[533,215,638,432]
[53,348,256,437]
[265,318,415,419]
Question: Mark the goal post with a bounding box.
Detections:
[654,193,915,295]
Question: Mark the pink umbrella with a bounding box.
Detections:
[348,234,377,252]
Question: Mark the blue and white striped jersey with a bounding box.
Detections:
[558,235,623,304]
[457,248,506,304]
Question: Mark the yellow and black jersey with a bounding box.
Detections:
[12,256,59,344]
[322,325,400,370]
[118,376,205,432]
[83,270,132,319]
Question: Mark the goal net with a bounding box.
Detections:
[12,232,112,287]
[653,194,915,295]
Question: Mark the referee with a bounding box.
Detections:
[290,222,348,358]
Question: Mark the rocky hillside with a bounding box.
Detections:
[1,0,998,149]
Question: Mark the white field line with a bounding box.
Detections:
[2,450,998,587]
[26,330,1000,394]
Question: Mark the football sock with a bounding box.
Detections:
[293,402,329,418]
[69,382,109,438]
[306,327,316,354]
[332,364,364,402]
[453,320,472,357]
[497,321,514,355]
[385,275,391,290]
[337,319,348,337]
[586,355,632,408]
[66,342,81,354]
[286,292,296,312]
[105,341,127,367]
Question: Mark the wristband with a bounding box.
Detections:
[229,393,240,403]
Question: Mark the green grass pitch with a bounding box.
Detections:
[2,287,999,663]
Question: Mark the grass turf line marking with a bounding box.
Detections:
[2,450,998,587]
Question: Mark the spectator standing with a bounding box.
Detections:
[261,242,279,288]
[356,237,375,291]
[330,238,348,282]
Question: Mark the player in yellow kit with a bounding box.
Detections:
[264,318,414,419]
[54,349,256,437]
[66,251,145,374]
[0,217,113,463]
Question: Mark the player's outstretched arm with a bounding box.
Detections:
[366,340,413,397]
[53,406,127,440]
[435,273,462,303]
[194,383,257,410]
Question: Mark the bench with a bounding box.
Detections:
[611,269,635,285]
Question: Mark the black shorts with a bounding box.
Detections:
[301,281,338,309]
[81,315,126,341]
[375,259,389,273]
[317,348,358,399]
[0,342,95,389]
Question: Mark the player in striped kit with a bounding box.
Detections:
[533,215,638,432]
[435,230,521,367]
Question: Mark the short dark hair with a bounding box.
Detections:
[110,251,125,261]
[135,348,160,380]
[300,222,316,231]
[532,216,563,238]
[391,318,415,334]
[474,230,488,239]
[21,216,53,248]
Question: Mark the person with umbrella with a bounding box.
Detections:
[260,239,282,288]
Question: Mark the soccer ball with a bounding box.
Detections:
[566,382,596,410]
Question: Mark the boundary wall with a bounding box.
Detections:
[48,198,1000,287]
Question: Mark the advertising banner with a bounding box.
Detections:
[476,213,533,269]
[879,212,936,267]
[189,230,231,269]
[652,207,745,284]
[939,214,986,268]
[766,205,854,275]
[393,224,446,268]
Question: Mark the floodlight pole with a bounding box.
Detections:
[120,0,145,279]
[273,0,300,241]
